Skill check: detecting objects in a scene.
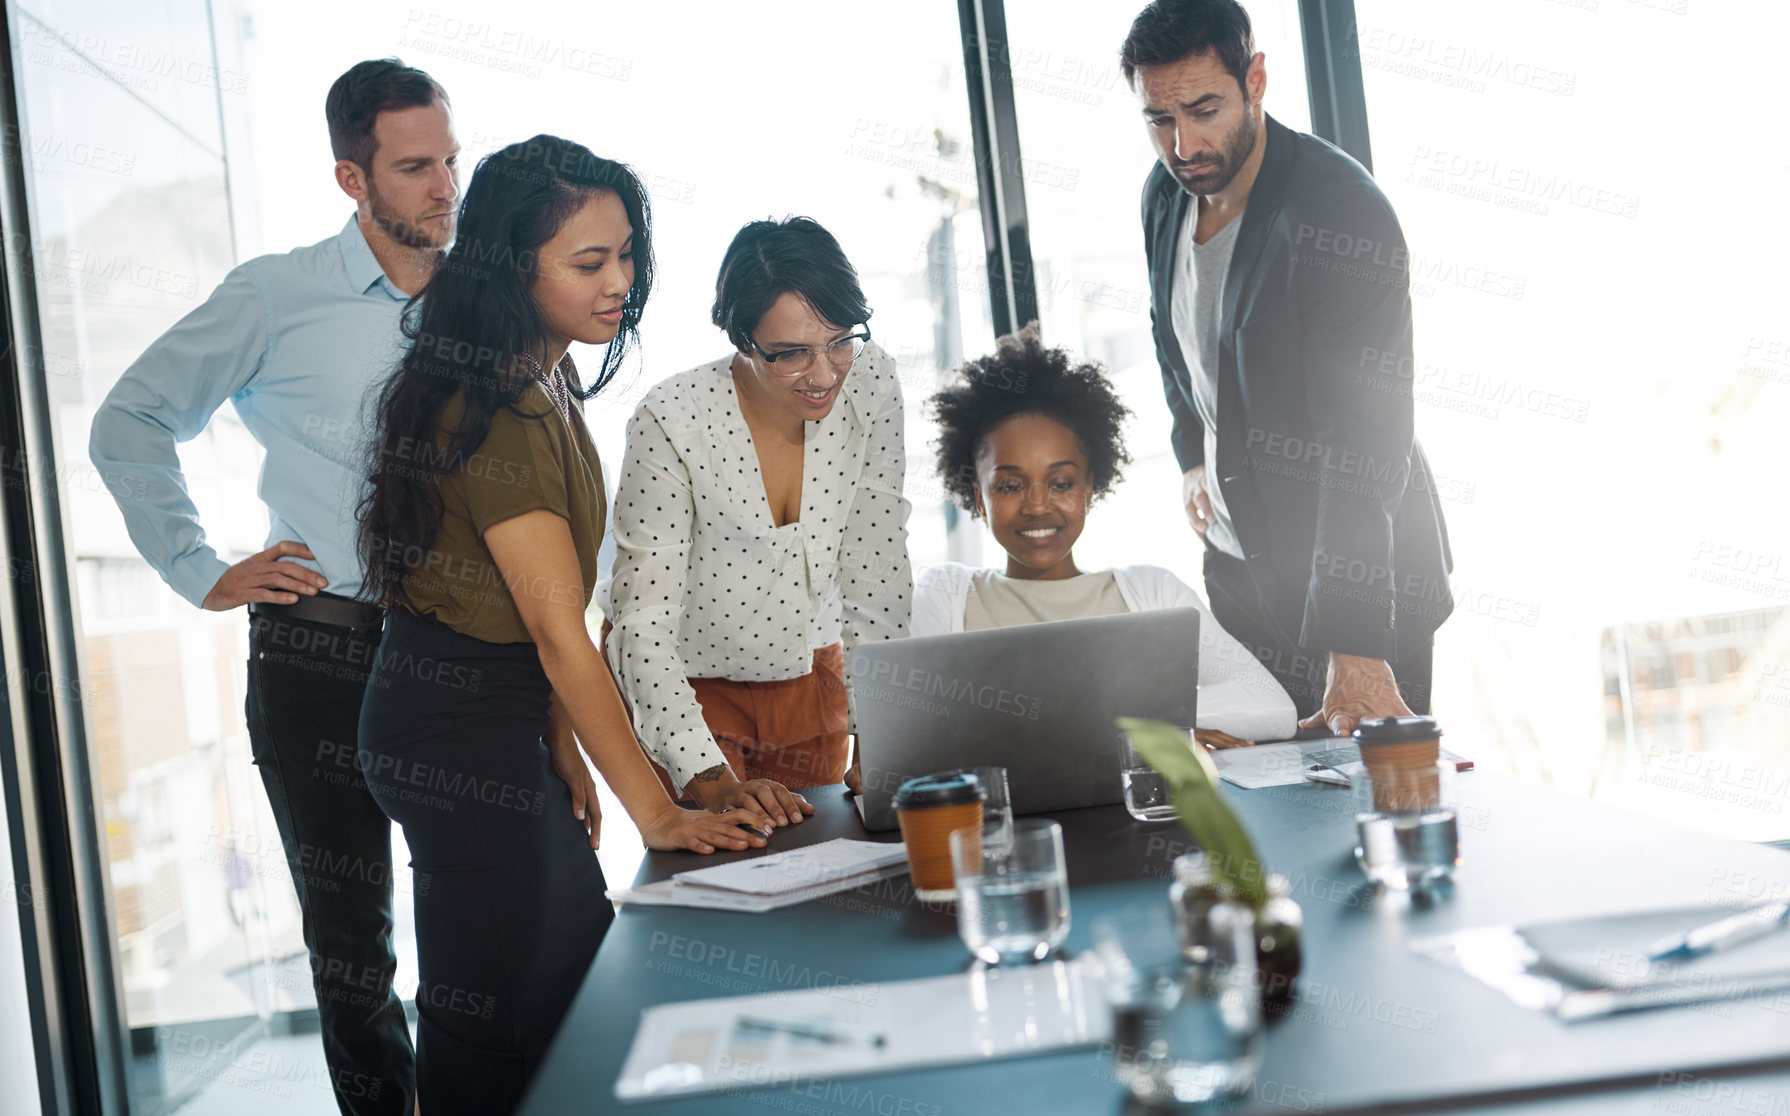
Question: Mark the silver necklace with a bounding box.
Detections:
[521,351,574,424]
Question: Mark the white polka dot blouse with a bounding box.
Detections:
[601,343,914,792]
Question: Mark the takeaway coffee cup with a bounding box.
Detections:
[893,772,986,902]
[1353,715,1442,812]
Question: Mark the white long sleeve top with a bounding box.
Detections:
[602,345,912,791]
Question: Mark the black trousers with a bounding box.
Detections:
[357,608,612,1116]
[1203,549,1434,720]
[245,610,415,1115]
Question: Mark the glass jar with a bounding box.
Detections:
[1169,851,1302,999]
[1094,900,1264,1106]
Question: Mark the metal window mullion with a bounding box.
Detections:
[957,0,1038,336]
[0,10,129,1115]
[1298,0,1374,173]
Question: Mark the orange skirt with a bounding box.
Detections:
[657,643,850,799]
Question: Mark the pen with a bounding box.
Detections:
[734,1016,887,1047]
[1645,900,1790,962]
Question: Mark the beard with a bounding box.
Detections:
[1171,109,1259,197]
[366,175,452,251]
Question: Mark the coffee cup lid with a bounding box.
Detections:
[892,771,986,809]
[1352,715,1442,745]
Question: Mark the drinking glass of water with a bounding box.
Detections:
[943,766,1011,844]
[1352,761,1460,892]
[949,819,1070,964]
[1118,729,1181,822]
[1092,901,1263,1105]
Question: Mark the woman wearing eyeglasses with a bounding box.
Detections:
[601,216,911,827]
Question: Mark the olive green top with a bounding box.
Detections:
[400,383,606,644]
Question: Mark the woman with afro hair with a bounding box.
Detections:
[915,325,1295,745]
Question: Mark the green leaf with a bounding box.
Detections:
[1118,717,1268,909]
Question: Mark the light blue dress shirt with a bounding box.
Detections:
[89,215,410,607]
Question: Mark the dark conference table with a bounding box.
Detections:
[521,774,1790,1115]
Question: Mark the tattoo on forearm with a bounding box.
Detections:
[691,765,728,784]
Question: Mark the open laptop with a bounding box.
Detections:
[849,608,1201,831]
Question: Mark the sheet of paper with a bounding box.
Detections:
[672,839,909,896]
[608,879,786,914]
[608,860,910,914]
[1412,920,1790,1022]
[1301,744,1474,785]
[615,957,1109,1101]
[1211,741,1315,788]
[1212,739,1476,790]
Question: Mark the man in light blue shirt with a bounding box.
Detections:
[89,59,459,1116]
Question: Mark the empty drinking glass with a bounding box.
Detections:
[1118,729,1181,822]
[1092,900,1263,1106]
[949,819,1070,964]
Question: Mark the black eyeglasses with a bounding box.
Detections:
[747,327,872,377]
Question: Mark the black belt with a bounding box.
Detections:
[249,591,385,631]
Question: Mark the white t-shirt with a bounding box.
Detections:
[1170,203,1245,559]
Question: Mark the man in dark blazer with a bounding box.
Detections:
[1125,0,1453,733]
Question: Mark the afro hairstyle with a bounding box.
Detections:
[929,323,1133,517]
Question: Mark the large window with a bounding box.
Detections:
[8,2,353,1112]
[7,1,1785,1110]
[10,1,994,1109]
[1351,0,1790,840]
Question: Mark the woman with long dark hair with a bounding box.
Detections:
[357,135,766,1114]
